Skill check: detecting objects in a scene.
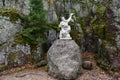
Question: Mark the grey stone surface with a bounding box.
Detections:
[0,53,5,64]
[0,16,31,64]
[43,0,95,22]
[96,0,120,71]
[0,16,22,45]
[5,0,30,15]
[0,0,3,6]
[107,0,120,70]
[47,39,82,80]
[0,43,31,64]
[43,0,58,23]
[0,0,30,15]
[0,16,46,64]
[105,45,120,71]
[97,43,120,71]
[6,50,28,67]
[111,0,120,50]
[46,29,59,47]
[0,16,23,64]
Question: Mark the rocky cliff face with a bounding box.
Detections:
[112,0,120,49]
[0,0,30,65]
[0,16,22,44]
[0,0,30,15]
[96,0,120,71]
[0,15,32,65]
[43,0,96,22]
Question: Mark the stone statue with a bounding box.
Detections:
[59,13,74,39]
[47,13,82,79]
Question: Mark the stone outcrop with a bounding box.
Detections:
[0,16,22,45]
[0,16,46,65]
[46,29,59,48]
[6,50,28,68]
[96,0,120,71]
[43,0,96,23]
[47,39,82,80]
[0,43,31,64]
[0,0,30,15]
[0,16,24,64]
[111,0,120,50]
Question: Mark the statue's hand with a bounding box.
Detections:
[70,13,74,16]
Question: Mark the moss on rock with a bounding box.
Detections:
[12,34,26,47]
[7,50,28,68]
[0,65,8,72]
[0,7,21,23]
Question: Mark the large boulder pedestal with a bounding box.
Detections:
[47,39,82,80]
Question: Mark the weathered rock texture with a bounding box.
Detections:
[0,0,30,64]
[47,39,82,80]
[0,0,30,15]
[0,16,24,64]
[43,0,96,22]
[96,0,120,71]
[6,50,28,68]
[0,17,45,65]
[0,1,43,64]
[0,0,33,65]
[0,16,22,44]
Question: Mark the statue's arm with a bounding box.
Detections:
[67,13,74,22]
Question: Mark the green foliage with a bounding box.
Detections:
[21,27,46,45]
[20,0,49,63]
[47,21,60,32]
[91,3,116,43]
[0,7,21,23]
[90,5,109,39]
[20,0,48,45]
[28,0,47,27]
[70,30,82,45]
[0,65,8,72]
[96,6,106,15]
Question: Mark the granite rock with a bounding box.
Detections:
[47,39,82,80]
